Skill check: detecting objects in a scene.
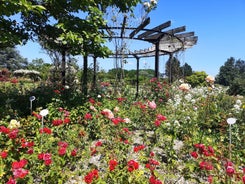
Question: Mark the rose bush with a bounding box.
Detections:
[0,77,244,183]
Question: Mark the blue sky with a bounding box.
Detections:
[17,0,245,77]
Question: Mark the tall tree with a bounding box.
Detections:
[165,56,181,83]
[0,47,28,71]
[216,57,245,95]
[216,57,238,86]
[180,63,193,77]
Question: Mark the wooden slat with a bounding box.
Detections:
[138,20,171,39]
[165,26,186,34]
[175,32,194,38]
[143,32,165,41]
[129,17,150,38]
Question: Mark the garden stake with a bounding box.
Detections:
[226,118,237,160]
[29,96,36,115]
[40,109,49,152]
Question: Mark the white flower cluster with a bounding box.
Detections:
[143,0,158,12]
[233,99,243,113]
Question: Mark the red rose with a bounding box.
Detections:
[190,151,198,159]
[0,151,8,159]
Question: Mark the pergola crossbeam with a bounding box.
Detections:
[137,20,171,39]
[165,26,186,35]
[175,31,194,38]
[129,17,150,38]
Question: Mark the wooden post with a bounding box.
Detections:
[155,42,159,78]
[82,55,88,96]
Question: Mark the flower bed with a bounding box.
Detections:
[0,78,244,183]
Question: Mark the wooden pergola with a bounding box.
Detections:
[83,17,198,95]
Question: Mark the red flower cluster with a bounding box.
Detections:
[58,141,68,156]
[117,97,126,103]
[199,161,213,171]
[38,153,52,166]
[154,114,167,127]
[52,119,63,126]
[84,113,92,120]
[52,117,71,126]
[0,150,8,159]
[71,148,78,157]
[225,161,235,176]
[149,175,162,184]
[109,159,118,171]
[95,141,102,147]
[0,125,10,134]
[89,98,96,104]
[127,160,139,172]
[133,144,145,153]
[8,129,19,139]
[6,177,16,184]
[145,159,160,171]
[194,143,215,157]
[39,127,52,134]
[11,159,29,179]
[32,112,42,120]
[21,139,34,154]
[84,169,99,184]
[111,117,124,125]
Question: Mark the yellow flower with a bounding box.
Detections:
[8,119,20,129]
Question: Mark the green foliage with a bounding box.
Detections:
[186,71,207,87]
[165,56,181,83]
[0,78,244,183]
[0,0,45,47]
[216,57,245,96]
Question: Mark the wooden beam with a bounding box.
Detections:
[143,32,165,42]
[138,21,171,39]
[120,16,127,38]
[129,17,150,38]
[175,32,194,38]
[180,36,198,42]
[165,26,186,35]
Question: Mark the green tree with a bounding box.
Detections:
[180,63,193,77]
[27,58,52,80]
[186,71,207,87]
[165,56,181,83]
[0,0,45,48]
[216,57,245,95]
[0,47,28,71]
[215,57,238,86]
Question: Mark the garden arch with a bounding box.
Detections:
[83,17,198,95]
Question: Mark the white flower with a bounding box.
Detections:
[236,99,242,106]
[124,118,131,123]
[143,2,150,8]
[40,109,49,117]
[114,106,120,112]
[97,95,101,98]
[205,75,215,83]
[179,83,191,91]
[150,0,157,5]
[8,119,20,129]
[227,118,237,125]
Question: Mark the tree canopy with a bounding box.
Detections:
[1,0,142,57]
[0,47,28,71]
[216,57,245,95]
